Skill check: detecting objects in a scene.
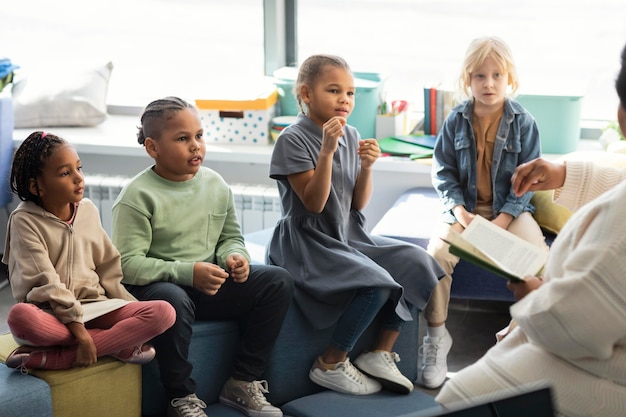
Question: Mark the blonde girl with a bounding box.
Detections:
[421,36,548,389]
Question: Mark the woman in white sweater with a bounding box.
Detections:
[435,43,626,417]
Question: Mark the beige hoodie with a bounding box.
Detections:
[2,199,136,324]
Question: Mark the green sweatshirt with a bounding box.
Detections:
[112,166,249,288]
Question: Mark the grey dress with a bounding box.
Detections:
[267,114,443,329]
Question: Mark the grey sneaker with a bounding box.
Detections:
[219,379,282,417]
[354,351,414,394]
[168,393,207,417]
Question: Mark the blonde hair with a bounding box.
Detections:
[294,54,351,114]
[458,36,519,99]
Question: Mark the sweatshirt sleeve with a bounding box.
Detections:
[554,160,626,211]
[7,213,82,324]
[511,199,626,360]
[112,200,195,287]
[215,188,250,267]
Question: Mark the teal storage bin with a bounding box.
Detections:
[516,94,583,154]
[273,67,384,139]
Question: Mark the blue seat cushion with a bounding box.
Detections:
[0,364,53,417]
[281,390,440,417]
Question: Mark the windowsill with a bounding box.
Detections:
[12,114,603,173]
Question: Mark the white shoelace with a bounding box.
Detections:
[420,340,443,366]
[171,394,207,417]
[336,359,367,384]
[247,380,272,406]
[382,351,403,375]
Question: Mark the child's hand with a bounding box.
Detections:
[193,262,229,295]
[453,205,475,228]
[226,253,250,283]
[320,117,345,155]
[73,335,97,367]
[491,213,513,230]
[358,139,380,169]
[68,322,97,367]
[507,275,543,301]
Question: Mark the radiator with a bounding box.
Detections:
[84,176,282,236]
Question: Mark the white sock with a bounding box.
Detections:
[427,325,447,338]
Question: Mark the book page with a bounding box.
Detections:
[461,216,547,279]
[81,298,132,322]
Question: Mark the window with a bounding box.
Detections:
[297,0,625,124]
[2,0,625,125]
[2,0,265,108]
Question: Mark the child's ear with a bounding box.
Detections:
[300,85,312,103]
[144,137,158,157]
[28,178,40,196]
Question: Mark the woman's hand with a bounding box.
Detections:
[511,158,566,196]
[507,275,543,301]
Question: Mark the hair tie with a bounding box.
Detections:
[40,132,47,139]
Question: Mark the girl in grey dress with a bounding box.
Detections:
[266,54,444,397]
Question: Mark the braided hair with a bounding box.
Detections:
[10,131,68,206]
[137,96,196,145]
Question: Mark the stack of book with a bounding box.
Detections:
[423,86,455,136]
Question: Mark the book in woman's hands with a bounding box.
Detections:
[441,215,548,282]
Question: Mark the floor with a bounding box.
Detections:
[0,263,512,400]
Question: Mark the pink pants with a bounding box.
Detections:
[7,300,175,369]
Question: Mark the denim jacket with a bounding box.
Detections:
[432,97,541,224]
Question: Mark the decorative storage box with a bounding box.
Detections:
[196,87,278,146]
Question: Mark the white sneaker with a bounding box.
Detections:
[419,330,452,389]
[354,351,414,394]
[309,357,382,395]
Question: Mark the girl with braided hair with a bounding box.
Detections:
[2,131,175,371]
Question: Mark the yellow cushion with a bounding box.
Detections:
[0,333,19,362]
[0,333,141,417]
[531,190,573,235]
[531,151,626,234]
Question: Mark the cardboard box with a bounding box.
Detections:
[196,87,278,146]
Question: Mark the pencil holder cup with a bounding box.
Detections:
[375,114,405,139]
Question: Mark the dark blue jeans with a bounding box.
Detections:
[125,264,293,400]
[331,287,403,352]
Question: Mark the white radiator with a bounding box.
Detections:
[84,176,282,236]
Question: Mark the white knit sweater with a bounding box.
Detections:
[436,161,626,417]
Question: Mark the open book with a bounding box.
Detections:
[442,215,549,282]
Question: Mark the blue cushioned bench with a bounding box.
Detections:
[140,229,443,417]
[0,363,53,417]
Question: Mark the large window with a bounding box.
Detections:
[2,0,625,125]
[1,0,265,108]
[297,0,626,125]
